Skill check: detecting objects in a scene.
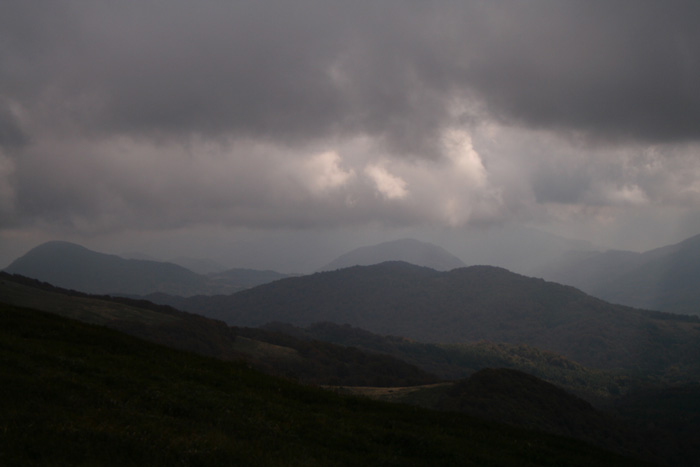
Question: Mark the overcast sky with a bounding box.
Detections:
[2,1,700,272]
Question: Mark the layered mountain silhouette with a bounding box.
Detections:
[0,272,436,387]
[319,238,466,271]
[543,232,700,315]
[162,261,700,373]
[4,241,292,296]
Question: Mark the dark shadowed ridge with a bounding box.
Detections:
[170,261,700,373]
[319,238,466,271]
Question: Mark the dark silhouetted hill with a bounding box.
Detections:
[4,241,208,296]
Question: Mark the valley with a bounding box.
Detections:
[3,235,700,465]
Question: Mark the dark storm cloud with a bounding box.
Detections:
[4,0,700,263]
[3,0,699,153]
[464,1,700,143]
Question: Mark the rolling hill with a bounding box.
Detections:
[166,262,700,375]
[3,241,293,296]
[0,272,633,400]
[4,241,208,296]
[319,238,466,271]
[345,369,698,465]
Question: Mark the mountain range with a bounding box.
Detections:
[154,261,700,376]
[542,232,700,315]
[12,230,700,318]
[5,234,700,464]
[2,268,697,464]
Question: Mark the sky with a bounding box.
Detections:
[2,1,700,272]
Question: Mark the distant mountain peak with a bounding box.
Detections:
[4,241,296,297]
[319,238,466,272]
[4,241,204,296]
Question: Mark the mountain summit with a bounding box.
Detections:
[319,238,466,272]
[4,241,207,296]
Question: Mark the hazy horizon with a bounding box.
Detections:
[2,1,700,273]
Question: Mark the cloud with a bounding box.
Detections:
[4,1,699,149]
[302,151,355,194]
[0,99,28,149]
[364,163,408,200]
[0,152,15,220]
[2,0,700,259]
[604,184,648,206]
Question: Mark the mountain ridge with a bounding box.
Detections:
[543,232,700,315]
[163,261,700,375]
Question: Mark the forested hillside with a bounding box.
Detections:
[168,262,700,375]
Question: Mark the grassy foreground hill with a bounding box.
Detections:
[339,369,649,463]
[0,303,646,466]
[0,273,437,387]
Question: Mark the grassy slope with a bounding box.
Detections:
[340,371,700,466]
[0,274,438,387]
[0,303,647,466]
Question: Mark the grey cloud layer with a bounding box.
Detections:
[3,1,699,148]
[2,0,700,242]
